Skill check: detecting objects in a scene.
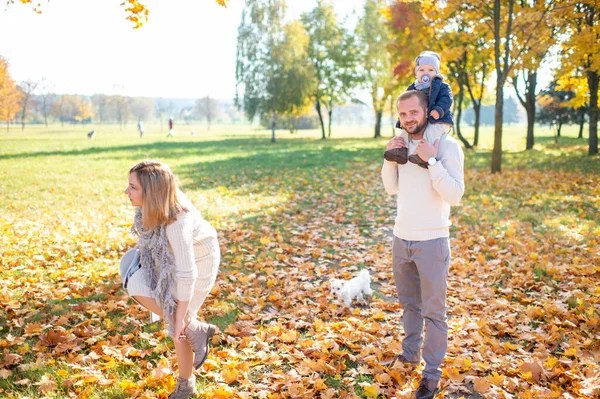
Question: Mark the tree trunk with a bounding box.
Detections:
[578,108,585,139]
[525,72,537,150]
[492,81,504,173]
[374,109,382,138]
[557,121,562,137]
[473,103,481,146]
[315,100,326,140]
[455,78,473,149]
[327,108,333,138]
[525,108,535,149]
[271,110,277,143]
[588,70,599,155]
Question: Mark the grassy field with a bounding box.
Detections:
[0,123,598,399]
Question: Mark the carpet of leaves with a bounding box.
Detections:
[0,144,599,398]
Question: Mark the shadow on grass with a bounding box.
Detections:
[0,136,382,161]
[464,136,598,173]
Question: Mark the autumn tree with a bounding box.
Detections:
[454,0,555,171]
[113,95,131,129]
[385,0,436,138]
[0,56,22,131]
[557,0,599,155]
[74,96,94,126]
[236,0,312,143]
[18,79,39,130]
[355,0,397,139]
[301,0,358,139]
[10,0,230,28]
[537,81,578,138]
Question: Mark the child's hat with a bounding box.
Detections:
[415,51,441,75]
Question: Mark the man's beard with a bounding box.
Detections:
[404,118,427,137]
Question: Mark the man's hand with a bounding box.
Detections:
[430,110,440,120]
[386,136,407,151]
[416,139,439,162]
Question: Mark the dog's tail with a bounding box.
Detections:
[358,268,370,281]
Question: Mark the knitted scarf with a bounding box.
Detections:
[131,207,178,338]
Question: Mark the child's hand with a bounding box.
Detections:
[430,110,440,120]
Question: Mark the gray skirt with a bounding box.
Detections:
[119,236,220,317]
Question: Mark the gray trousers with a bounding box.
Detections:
[392,236,450,381]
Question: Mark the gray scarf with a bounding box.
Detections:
[131,207,178,337]
[414,79,431,91]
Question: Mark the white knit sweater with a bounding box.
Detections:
[166,200,217,301]
[381,133,465,241]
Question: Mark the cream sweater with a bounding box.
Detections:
[166,200,217,301]
[381,133,465,241]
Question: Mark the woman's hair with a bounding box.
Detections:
[129,160,187,228]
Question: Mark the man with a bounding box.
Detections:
[381,90,465,399]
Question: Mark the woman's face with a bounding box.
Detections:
[416,64,436,82]
[125,172,143,207]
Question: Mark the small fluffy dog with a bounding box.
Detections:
[330,269,373,308]
[87,130,96,139]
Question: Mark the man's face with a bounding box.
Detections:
[398,96,427,136]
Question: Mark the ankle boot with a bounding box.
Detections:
[184,318,216,369]
[384,147,408,164]
[408,154,428,169]
[168,375,198,399]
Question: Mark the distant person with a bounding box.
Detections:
[138,119,145,138]
[384,51,454,168]
[168,118,175,138]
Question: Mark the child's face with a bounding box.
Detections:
[416,64,436,82]
[125,172,143,207]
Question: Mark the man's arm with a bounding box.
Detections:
[382,160,399,195]
[381,136,406,195]
[428,139,464,205]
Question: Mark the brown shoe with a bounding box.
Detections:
[384,147,408,164]
[415,377,440,399]
[184,319,216,369]
[408,154,428,169]
[380,353,419,367]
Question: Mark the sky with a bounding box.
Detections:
[0,0,365,100]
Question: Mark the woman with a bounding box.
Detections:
[121,160,220,399]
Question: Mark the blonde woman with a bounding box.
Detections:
[121,160,220,399]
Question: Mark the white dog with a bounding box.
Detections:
[330,269,373,308]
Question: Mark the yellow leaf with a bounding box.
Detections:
[363,383,379,397]
[222,368,239,384]
[120,380,137,390]
[473,377,490,393]
[488,372,505,386]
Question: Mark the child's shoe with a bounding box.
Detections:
[384,147,408,164]
[408,154,428,169]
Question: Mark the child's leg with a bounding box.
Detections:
[425,123,452,143]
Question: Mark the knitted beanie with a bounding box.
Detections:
[415,51,441,75]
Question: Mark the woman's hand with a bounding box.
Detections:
[173,316,186,343]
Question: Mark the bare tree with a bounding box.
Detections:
[194,96,220,131]
[18,79,39,130]
[37,78,54,128]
